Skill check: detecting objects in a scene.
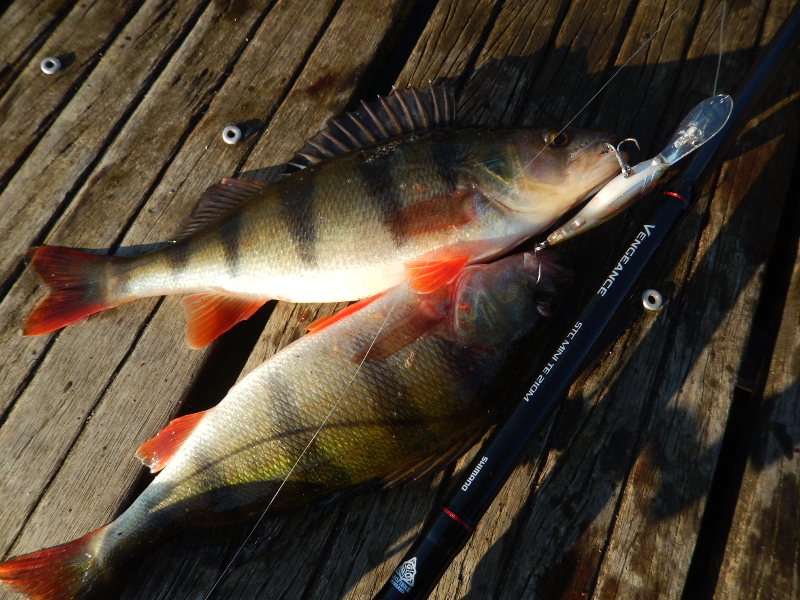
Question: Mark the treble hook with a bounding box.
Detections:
[604,138,640,177]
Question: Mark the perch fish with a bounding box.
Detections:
[0,250,569,600]
[22,85,619,347]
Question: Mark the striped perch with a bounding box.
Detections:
[0,251,569,600]
[23,85,620,347]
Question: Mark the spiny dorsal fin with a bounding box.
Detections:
[288,84,457,169]
[174,178,268,240]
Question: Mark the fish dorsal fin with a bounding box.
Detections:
[306,291,387,335]
[136,410,209,473]
[289,84,457,169]
[182,292,267,348]
[353,300,445,363]
[175,178,268,241]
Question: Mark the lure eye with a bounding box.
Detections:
[547,131,570,146]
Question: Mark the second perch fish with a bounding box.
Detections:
[0,251,568,600]
[23,85,619,347]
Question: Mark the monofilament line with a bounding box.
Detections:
[713,0,727,96]
[521,0,691,174]
[203,1,702,593]
[202,291,408,600]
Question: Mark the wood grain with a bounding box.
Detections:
[713,160,800,599]
[0,0,798,599]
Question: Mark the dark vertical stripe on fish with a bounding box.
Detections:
[431,143,460,191]
[368,363,439,456]
[279,177,317,265]
[164,242,190,278]
[216,218,241,277]
[357,159,405,245]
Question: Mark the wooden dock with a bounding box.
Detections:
[0,0,798,598]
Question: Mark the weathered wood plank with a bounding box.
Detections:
[0,0,419,598]
[0,0,210,286]
[0,1,798,600]
[712,160,800,598]
[0,0,141,187]
[0,0,283,556]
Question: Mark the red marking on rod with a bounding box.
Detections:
[438,506,473,531]
[662,191,689,207]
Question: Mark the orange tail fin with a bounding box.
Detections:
[23,247,119,337]
[0,526,109,600]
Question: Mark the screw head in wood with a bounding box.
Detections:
[40,57,61,74]
[642,289,663,310]
[222,126,242,144]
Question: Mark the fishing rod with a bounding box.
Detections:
[372,4,800,599]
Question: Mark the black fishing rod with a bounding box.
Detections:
[372,5,800,599]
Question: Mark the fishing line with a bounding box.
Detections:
[713,0,727,96]
[202,291,410,600]
[522,0,692,174]
[203,0,727,594]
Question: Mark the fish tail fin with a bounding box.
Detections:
[23,247,122,336]
[0,525,110,600]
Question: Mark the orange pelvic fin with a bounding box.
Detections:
[136,410,209,473]
[0,524,108,600]
[387,189,476,240]
[404,254,470,294]
[181,292,267,349]
[306,291,387,335]
[23,247,119,337]
[354,302,444,362]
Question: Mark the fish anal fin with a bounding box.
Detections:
[388,189,477,240]
[175,178,268,240]
[306,291,387,335]
[405,254,470,294]
[136,410,209,473]
[182,292,267,349]
[354,303,444,363]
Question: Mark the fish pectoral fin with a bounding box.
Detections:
[381,428,486,488]
[387,189,477,240]
[174,178,268,240]
[136,410,209,473]
[404,253,470,294]
[182,292,268,349]
[353,302,444,363]
[306,291,387,335]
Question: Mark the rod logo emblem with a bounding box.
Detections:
[390,557,417,593]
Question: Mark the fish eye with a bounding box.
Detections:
[536,294,556,317]
[547,131,570,146]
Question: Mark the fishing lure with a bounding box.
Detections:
[541,94,734,247]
